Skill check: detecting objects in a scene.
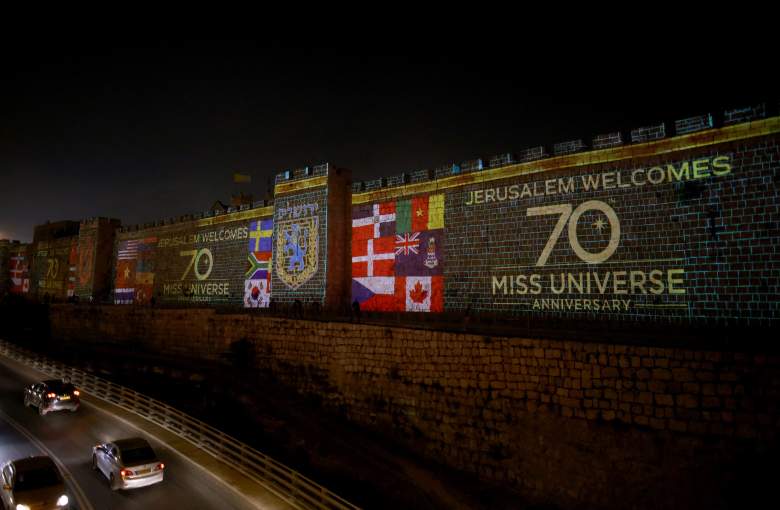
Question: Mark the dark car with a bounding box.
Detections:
[23,380,80,416]
[1,456,70,509]
[92,438,164,490]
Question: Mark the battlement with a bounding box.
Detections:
[117,199,275,233]
[6,100,780,324]
[274,162,330,184]
[79,217,121,228]
[350,102,773,194]
[108,101,775,234]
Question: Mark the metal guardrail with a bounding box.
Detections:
[0,339,360,510]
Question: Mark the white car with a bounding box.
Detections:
[92,438,164,490]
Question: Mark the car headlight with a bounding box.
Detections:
[16,504,31,510]
[57,494,69,506]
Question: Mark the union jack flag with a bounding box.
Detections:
[394,232,420,256]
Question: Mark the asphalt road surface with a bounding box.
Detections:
[0,356,259,510]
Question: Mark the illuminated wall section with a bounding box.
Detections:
[271,164,351,309]
[7,243,31,295]
[76,218,121,301]
[244,219,273,308]
[351,194,445,312]
[114,207,274,306]
[353,117,780,322]
[32,237,79,301]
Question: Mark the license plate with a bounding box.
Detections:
[137,468,150,475]
[60,395,70,400]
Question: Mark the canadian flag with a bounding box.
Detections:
[404,276,443,312]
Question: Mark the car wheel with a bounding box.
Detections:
[110,473,119,491]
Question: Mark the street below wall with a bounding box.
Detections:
[2,302,778,509]
[0,305,528,510]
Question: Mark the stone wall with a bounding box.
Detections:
[48,305,780,509]
[0,240,9,296]
[31,236,78,300]
[352,121,780,324]
[114,207,273,306]
[4,242,31,296]
[76,218,120,301]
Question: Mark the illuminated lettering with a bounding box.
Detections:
[602,172,616,189]
[559,177,575,194]
[528,200,619,266]
[581,174,600,191]
[631,169,647,186]
[630,270,647,294]
[712,156,732,176]
[180,248,214,281]
[494,269,685,297]
[492,276,507,295]
[612,271,627,294]
[692,158,711,179]
[667,161,690,182]
[668,269,686,294]
[527,203,572,266]
[649,270,665,295]
[647,167,665,184]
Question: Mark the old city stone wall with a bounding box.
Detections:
[352,122,780,323]
[48,305,779,508]
[3,110,779,325]
[114,207,274,307]
[31,236,79,301]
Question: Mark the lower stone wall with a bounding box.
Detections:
[48,305,779,508]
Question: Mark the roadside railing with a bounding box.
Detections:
[0,339,360,510]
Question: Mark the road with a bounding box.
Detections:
[0,356,260,510]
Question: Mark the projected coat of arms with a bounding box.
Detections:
[275,206,319,290]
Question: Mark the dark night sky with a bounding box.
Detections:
[1,38,776,242]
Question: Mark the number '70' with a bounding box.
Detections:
[527,200,620,266]
[179,248,213,280]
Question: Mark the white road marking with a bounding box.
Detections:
[0,350,291,510]
[83,399,283,509]
[0,408,95,510]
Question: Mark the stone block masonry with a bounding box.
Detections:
[114,207,274,307]
[353,118,780,324]
[5,109,780,328]
[271,165,352,309]
[48,305,780,509]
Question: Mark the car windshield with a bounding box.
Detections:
[121,446,156,465]
[15,466,61,492]
[44,381,75,393]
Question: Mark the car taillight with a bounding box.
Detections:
[47,392,56,398]
[73,390,80,396]
[155,463,165,470]
[120,469,133,477]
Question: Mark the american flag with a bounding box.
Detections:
[118,240,141,260]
